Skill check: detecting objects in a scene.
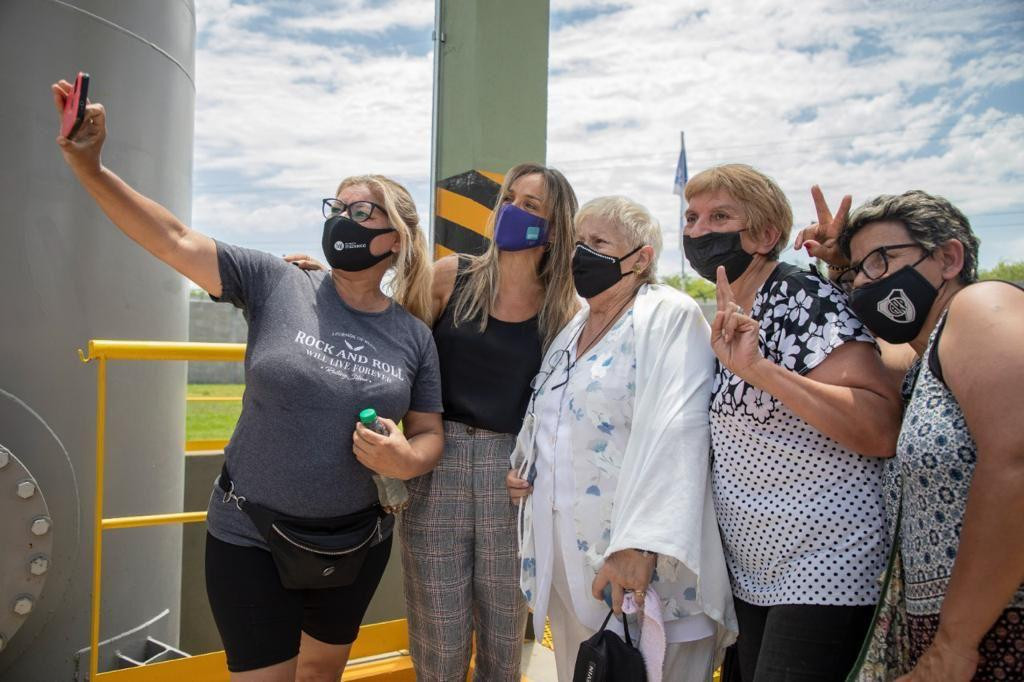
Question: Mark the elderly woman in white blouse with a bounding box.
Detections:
[507,196,737,681]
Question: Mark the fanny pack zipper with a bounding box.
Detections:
[271,518,380,556]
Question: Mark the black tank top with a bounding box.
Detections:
[433,258,543,434]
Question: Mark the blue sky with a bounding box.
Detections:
[192,0,1024,278]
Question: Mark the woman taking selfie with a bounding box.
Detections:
[51,79,443,682]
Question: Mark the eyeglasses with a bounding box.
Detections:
[847,243,930,282]
[530,347,575,395]
[322,198,385,223]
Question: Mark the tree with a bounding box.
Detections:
[660,273,716,301]
[978,260,1024,283]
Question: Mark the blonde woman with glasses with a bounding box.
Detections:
[52,79,443,682]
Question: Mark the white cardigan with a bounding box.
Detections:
[514,284,738,658]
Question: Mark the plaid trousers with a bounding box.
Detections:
[400,420,529,681]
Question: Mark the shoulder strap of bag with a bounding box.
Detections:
[217,463,277,537]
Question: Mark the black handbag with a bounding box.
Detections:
[573,609,648,682]
[218,464,393,590]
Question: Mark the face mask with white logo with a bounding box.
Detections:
[849,265,940,343]
[321,215,397,272]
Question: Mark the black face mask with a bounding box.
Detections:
[849,265,940,344]
[572,243,642,299]
[321,216,397,272]
[683,230,753,282]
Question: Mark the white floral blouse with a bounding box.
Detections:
[526,308,714,641]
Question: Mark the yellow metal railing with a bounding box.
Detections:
[78,340,245,681]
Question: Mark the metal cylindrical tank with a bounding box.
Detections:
[0,1,195,678]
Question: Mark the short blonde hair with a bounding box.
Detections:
[684,164,792,259]
[576,195,662,284]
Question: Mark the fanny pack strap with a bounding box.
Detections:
[217,463,280,538]
[216,463,389,535]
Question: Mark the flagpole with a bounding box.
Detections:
[676,130,688,278]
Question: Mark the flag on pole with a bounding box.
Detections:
[674,132,688,272]
[673,131,688,195]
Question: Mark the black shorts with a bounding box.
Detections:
[204,531,392,672]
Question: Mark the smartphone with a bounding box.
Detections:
[60,72,90,140]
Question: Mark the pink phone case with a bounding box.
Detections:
[60,72,90,139]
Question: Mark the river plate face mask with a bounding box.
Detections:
[849,264,940,343]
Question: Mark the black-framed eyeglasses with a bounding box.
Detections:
[530,348,576,396]
[848,243,930,282]
[322,198,385,223]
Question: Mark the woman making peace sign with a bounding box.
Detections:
[683,164,903,681]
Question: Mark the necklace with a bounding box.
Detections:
[527,286,641,408]
[576,286,640,359]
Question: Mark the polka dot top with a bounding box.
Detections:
[710,265,887,607]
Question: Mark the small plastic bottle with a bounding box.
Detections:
[358,408,410,513]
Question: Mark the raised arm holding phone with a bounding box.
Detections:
[51,78,444,682]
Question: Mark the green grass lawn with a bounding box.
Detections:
[186,384,244,441]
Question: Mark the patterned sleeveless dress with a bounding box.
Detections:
[883,309,1024,679]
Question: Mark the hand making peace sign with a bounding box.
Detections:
[710,265,764,381]
[793,185,852,268]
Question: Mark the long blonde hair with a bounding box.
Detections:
[451,163,579,350]
[336,175,434,326]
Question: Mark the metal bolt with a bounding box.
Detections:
[16,480,36,499]
[29,556,49,576]
[30,517,51,536]
[13,596,33,616]
[0,446,9,469]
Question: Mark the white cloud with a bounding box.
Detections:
[191,0,1024,278]
[545,0,1024,274]
[192,0,433,243]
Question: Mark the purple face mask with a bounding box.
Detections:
[493,203,549,251]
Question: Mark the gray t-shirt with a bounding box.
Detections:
[205,241,442,548]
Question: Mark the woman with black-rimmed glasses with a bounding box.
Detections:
[51,78,444,682]
[805,190,1024,681]
[507,196,737,681]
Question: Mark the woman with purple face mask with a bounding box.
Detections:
[401,163,581,681]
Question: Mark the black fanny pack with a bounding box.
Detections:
[217,464,393,590]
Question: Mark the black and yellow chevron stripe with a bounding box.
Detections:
[434,169,505,259]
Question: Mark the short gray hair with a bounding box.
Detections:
[840,190,980,284]
[575,195,662,284]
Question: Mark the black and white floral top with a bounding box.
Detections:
[711,264,887,606]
